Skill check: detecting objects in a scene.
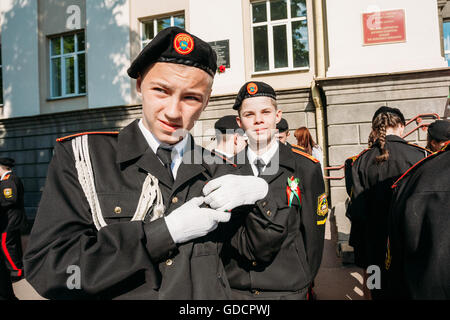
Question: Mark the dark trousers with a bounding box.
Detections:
[0,253,16,300]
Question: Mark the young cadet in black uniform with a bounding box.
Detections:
[347,106,430,299]
[0,158,26,282]
[213,115,247,160]
[203,81,327,299]
[386,141,450,299]
[426,119,450,152]
[23,27,268,300]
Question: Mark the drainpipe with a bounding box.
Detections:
[311,79,329,197]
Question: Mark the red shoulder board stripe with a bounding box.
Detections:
[391,145,447,189]
[56,131,119,142]
[291,144,306,151]
[3,174,10,181]
[406,142,432,154]
[211,151,237,167]
[351,148,371,166]
[291,148,319,163]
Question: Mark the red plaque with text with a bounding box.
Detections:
[362,9,406,45]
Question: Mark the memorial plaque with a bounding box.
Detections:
[362,9,406,45]
[208,40,230,68]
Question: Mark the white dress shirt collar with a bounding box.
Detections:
[247,140,279,176]
[138,119,188,179]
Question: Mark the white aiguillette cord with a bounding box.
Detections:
[71,135,165,231]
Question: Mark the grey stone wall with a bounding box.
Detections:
[0,88,316,222]
[318,68,450,259]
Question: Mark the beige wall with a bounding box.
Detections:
[129,0,189,104]
[241,0,316,91]
[37,0,88,114]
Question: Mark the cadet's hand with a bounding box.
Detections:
[164,197,231,244]
[202,174,269,212]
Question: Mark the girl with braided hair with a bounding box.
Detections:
[346,106,431,300]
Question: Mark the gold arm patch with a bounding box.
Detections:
[3,188,12,198]
[317,193,328,217]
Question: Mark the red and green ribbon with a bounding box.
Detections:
[286,176,301,207]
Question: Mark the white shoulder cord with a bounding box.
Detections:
[71,135,165,231]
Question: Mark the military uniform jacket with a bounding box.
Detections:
[0,172,26,233]
[347,135,429,269]
[24,119,232,300]
[387,142,450,299]
[221,142,327,296]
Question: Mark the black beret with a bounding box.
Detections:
[128,27,217,78]
[277,118,289,132]
[428,120,450,141]
[233,81,276,110]
[0,157,15,168]
[214,115,240,134]
[372,106,406,125]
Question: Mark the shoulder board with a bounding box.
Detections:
[391,143,448,189]
[406,142,432,154]
[210,150,237,167]
[56,131,119,142]
[350,147,371,166]
[291,144,306,151]
[291,148,319,163]
[2,174,10,181]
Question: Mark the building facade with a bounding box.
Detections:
[0,0,449,261]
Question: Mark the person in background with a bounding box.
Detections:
[213,115,247,160]
[277,118,290,145]
[387,141,450,299]
[0,157,26,283]
[294,127,324,173]
[426,119,450,152]
[346,106,430,299]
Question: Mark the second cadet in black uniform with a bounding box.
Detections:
[0,158,26,282]
[213,115,247,160]
[347,106,431,299]
[387,141,450,299]
[205,81,327,300]
[23,27,269,300]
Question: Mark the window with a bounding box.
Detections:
[49,31,86,98]
[251,0,309,73]
[0,43,3,105]
[444,21,450,66]
[141,13,185,48]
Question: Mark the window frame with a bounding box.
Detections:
[0,42,3,106]
[250,0,310,75]
[140,12,185,49]
[48,31,86,100]
[444,20,450,66]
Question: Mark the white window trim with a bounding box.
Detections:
[0,45,3,106]
[444,21,450,64]
[49,32,86,99]
[140,13,185,49]
[251,0,310,74]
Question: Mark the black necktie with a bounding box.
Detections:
[156,146,174,183]
[254,158,266,176]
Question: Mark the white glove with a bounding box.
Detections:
[164,197,231,244]
[202,174,269,212]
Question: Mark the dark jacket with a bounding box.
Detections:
[23,119,232,300]
[347,135,430,269]
[0,172,26,233]
[387,142,450,299]
[221,142,327,298]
